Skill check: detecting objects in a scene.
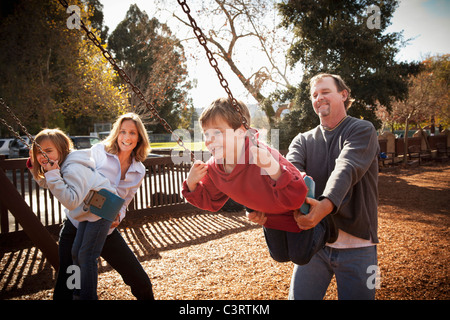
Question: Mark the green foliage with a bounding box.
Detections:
[274,0,420,149]
[107,4,192,133]
[0,0,126,136]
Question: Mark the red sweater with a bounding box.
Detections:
[182,139,307,232]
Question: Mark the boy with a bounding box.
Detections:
[182,98,335,265]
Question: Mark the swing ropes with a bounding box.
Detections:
[0,0,254,163]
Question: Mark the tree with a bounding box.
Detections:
[108,4,191,133]
[375,54,450,163]
[275,0,420,148]
[167,0,297,126]
[0,0,127,135]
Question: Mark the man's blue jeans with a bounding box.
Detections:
[288,246,378,300]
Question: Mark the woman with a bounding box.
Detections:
[53,113,154,300]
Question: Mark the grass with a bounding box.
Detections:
[150,141,206,151]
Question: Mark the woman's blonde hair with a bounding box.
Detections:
[199,97,251,130]
[103,112,151,162]
[31,128,73,179]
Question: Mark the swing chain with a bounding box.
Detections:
[0,99,52,164]
[177,0,250,131]
[57,0,195,162]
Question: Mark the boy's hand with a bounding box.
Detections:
[249,145,281,180]
[246,210,267,225]
[186,160,208,192]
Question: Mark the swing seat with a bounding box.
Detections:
[84,189,125,222]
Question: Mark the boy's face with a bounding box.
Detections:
[202,116,245,163]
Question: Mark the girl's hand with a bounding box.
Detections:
[41,160,59,172]
[186,160,208,191]
[249,145,281,180]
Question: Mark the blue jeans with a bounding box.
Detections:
[71,219,112,300]
[288,245,378,300]
[54,219,154,300]
[263,218,328,265]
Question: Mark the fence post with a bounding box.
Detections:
[0,168,59,270]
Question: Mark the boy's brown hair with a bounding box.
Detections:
[199,98,251,130]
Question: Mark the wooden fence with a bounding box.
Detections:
[0,154,212,237]
[1,133,448,238]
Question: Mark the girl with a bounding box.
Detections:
[29,128,123,300]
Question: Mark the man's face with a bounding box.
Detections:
[310,77,347,119]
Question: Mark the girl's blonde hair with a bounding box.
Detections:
[103,112,151,162]
[199,97,251,130]
[31,128,73,179]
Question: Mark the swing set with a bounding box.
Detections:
[0,0,255,271]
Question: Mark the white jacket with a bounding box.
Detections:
[90,143,146,224]
[43,149,117,222]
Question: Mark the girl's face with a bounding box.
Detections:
[117,119,140,154]
[36,139,60,166]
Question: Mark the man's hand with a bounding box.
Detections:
[186,160,208,192]
[294,197,334,230]
[246,210,267,225]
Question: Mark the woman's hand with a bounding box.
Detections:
[110,214,120,229]
[186,160,208,191]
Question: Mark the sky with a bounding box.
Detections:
[98,0,450,109]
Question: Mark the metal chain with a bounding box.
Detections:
[176,0,251,131]
[0,98,52,164]
[57,0,195,162]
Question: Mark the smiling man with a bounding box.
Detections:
[286,73,380,300]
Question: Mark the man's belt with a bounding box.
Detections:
[83,189,125,222]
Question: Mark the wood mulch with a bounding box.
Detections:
[0,162,449,300]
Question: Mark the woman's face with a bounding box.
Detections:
[117,119,140,154]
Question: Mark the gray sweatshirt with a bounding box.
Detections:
[286,116,379,243]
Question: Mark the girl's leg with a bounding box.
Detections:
[77,218,112,300]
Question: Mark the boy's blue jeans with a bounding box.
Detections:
[263,218,328,265]
[71,219,112,300]
[288,245,378,300]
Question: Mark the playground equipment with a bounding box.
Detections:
[0,0,253,271]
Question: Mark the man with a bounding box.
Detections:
[248,73,379,299]
[287,73,379,299]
